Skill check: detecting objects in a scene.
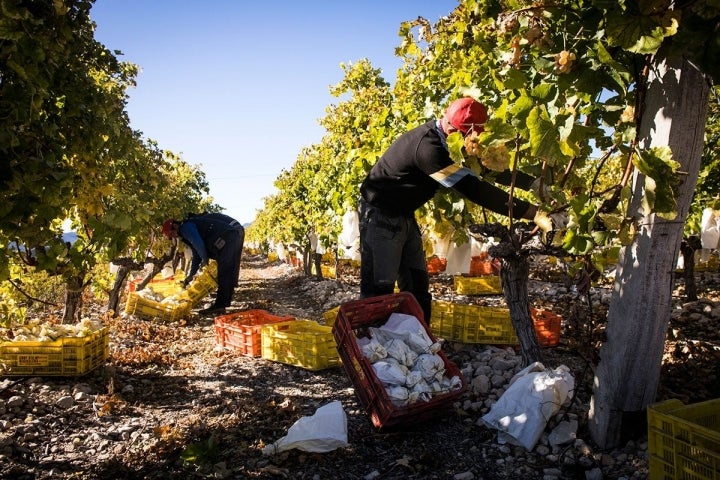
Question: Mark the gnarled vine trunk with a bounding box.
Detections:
[108,264,130,316]
[63,275,85,324]
[470,222,546,367]
[501,255,542,366]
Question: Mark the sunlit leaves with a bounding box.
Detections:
[632,146,679,219]
[253,0,713,272]
[527,107,567,165]
[0,1,213,320]
[605,1,680,54]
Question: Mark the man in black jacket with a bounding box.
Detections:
[163,212,244,315]
[359,97,538,322]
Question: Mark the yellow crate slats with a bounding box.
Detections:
[430,300,515,344]
[124,292,193,322]
[185,261,219,305]
[0,328,110,376]
[261,319,341,371]
[429,301,561,346]
[453,275,503,295]
[322,306,339,327]
[647,398,720,480]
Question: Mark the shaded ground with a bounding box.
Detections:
[0,254,718,479]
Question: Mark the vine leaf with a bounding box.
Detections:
[633,146,679,219]
[605,2,680,54]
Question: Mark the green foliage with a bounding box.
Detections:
[251,0,719,262]
[3,0,717,314]
[0,0,215,320]
[249,59,394,253]
[686,85,720,234]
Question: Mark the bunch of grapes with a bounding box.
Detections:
[481,144,511,172]
[620,105,635,124]
[509,37,522,67]
[463,131,482,157]
[554,50,576,74]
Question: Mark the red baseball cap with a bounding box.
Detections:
[445,97,488,135]
[162,219,175,238]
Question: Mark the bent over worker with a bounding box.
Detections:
[163,212,244,315]
[359,97,539,323]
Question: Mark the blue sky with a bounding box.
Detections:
[90,1,458,225]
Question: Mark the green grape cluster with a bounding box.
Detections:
[481,144,511,172]
[554,50,576,74]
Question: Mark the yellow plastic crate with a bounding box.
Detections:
[453,275,502,295]
[0,328,109,376]
[185,274,218,305]
[648,398,720,480]
[696,255,719,273]
[430,301,515,344]
[144,280,183,297]
[322,306,339,327]
[261,320,341,371]
[320,264,336,278]
[128,271,185,296]
[124,292,192,322]
[430,301,562,346]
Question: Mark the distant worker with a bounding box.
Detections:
[358,97,541,322]
[162,212,244,315]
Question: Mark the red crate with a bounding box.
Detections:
[530,308,562,348]
[214,310,295,357]
[333,292,467,431]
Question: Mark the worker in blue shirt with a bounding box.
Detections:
[163,213,244,315]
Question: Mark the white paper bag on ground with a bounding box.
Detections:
[261,401,349,455]
[480,362,574,450]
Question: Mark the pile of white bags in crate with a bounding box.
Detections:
[357,313,463,407]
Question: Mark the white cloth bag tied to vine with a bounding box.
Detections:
[338,209,361,261]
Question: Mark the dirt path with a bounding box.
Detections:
[0,254,717,479]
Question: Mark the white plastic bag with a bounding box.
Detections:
[358,337,387,363]
[384,338,418,367]
[386,385,410,406]
[372,360,409,386]
[413,353,446,382]
[261,401,349,455]
[379,313,441,354]
[480,363,574,450]
[338,209,361,261]
[700,208,720,250]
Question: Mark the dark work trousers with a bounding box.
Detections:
[212,227,245,309]
[359,200,431,323]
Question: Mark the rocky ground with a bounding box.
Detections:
[0,254,718,479]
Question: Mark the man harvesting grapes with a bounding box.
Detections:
[358,97,540,322]
[162,212,245,315]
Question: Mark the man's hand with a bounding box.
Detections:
[533,210,568,232]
